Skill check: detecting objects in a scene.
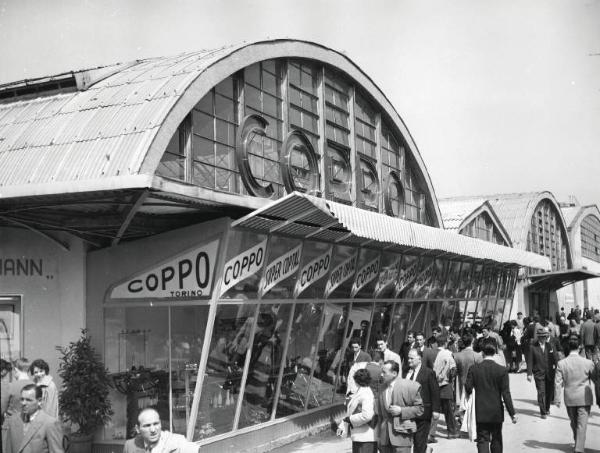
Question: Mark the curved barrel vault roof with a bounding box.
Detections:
[0,39,442,225]
[440,192,572,267]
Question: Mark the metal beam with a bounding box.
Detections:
[111,190,149,246]
[0,215,70,251]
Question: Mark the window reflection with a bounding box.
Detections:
[195,304,257,439]
[276,303,323,416]
[238,303,292,428]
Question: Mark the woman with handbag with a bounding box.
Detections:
[337,368,377,453]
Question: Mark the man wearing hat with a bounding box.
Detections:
[527,326,559,418]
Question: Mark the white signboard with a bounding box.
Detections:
[324,253,358,298]
[394,258,422,297]
[351,257,380,298]
[374,257,402,297]
[259,244,302,297]
[294,247,333,298]
[220,239,267,296]
[110,239,220,299]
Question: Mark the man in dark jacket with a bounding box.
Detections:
[580,313,598,360]
[527,326,559,418]
[466,338,517,453]
[405,348,440,453]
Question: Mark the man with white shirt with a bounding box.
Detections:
[123,408,197,453]
[406,349,440,453]
[377,338,402,369]
[4,384,64,453]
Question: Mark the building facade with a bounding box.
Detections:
[0,40,549,452]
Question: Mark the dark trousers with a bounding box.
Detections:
[440,398,457,434]
[534,375,554,414]
[413,419,431,453]
[476,422,503,453]
[352,441,377,453]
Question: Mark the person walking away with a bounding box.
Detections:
[406,349,440,453]
[337,369,377,453]
[465,338,517,453]
[421,335,440,443]
[4,384,64,453]
[29,359,58,419]
[579,313,597,361]
[377,360,424,453]
[123,407,197,453]
[454,334,483,423]
[432,334,458,439]
[554,335,599,453]
[527,326,559,418]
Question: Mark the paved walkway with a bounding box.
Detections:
[270,371,600,452]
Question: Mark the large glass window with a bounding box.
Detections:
[581,214,600,263]
[194,303,257,439]
[155,58,434,224]
[276,302,324,416]
[238,302,294,429]
[105,304,209,439]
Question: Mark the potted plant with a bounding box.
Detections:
[58,329,113,453]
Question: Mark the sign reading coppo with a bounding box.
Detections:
[109,239,220,299]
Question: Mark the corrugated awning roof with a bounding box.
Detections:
[232,192,552,270]
[527,269,600,291]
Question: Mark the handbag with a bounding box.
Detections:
[392,417,417,434]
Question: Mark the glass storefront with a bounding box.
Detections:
[103,227,520,442]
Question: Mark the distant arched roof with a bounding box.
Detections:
[440,192,572,265]
[0,39,442,225]
[438,198,512,246]
[562,204,600,231]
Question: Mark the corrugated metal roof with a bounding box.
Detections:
[440,192,569,250]
[438,198,487,231]
[0,44,240,189]
[233,192,551,270]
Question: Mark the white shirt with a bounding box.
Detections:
[406,365,421,382]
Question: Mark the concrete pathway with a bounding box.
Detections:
[270,371,600,452]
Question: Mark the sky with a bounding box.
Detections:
[1,0,599,209]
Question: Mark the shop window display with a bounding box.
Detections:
[368,302,393,352]
[194,303,257,439]
[387,303,411,352]
[104,305,209,440]
[276,302,324,417]
[237,302,294,429]
[309,302,352,406]
[407,302,427,336]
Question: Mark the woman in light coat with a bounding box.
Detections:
[337,368,376,453]
[30,358,59,418]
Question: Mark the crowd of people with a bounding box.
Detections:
[337,306,600,453]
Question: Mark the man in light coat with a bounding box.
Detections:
[4,384,64,453]
[554,335,598,453]
[377,360,424,453]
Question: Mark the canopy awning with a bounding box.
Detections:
[232,192,551,270]
[527,269,600,291]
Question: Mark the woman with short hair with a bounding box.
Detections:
[337,368,376,453]
[30,358,59,417]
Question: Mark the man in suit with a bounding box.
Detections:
[123,408,197,453]
[377,360,424,453]
[400,331,416,375]
[527,326,559,418]
[554,335,599,453]
[4,358,33,419]
[454,334,483,401]
[405,349,440,453]
[4,384,64,453]
[415,332,426,353]
[579,312,597,360]
[465,338,517,453]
